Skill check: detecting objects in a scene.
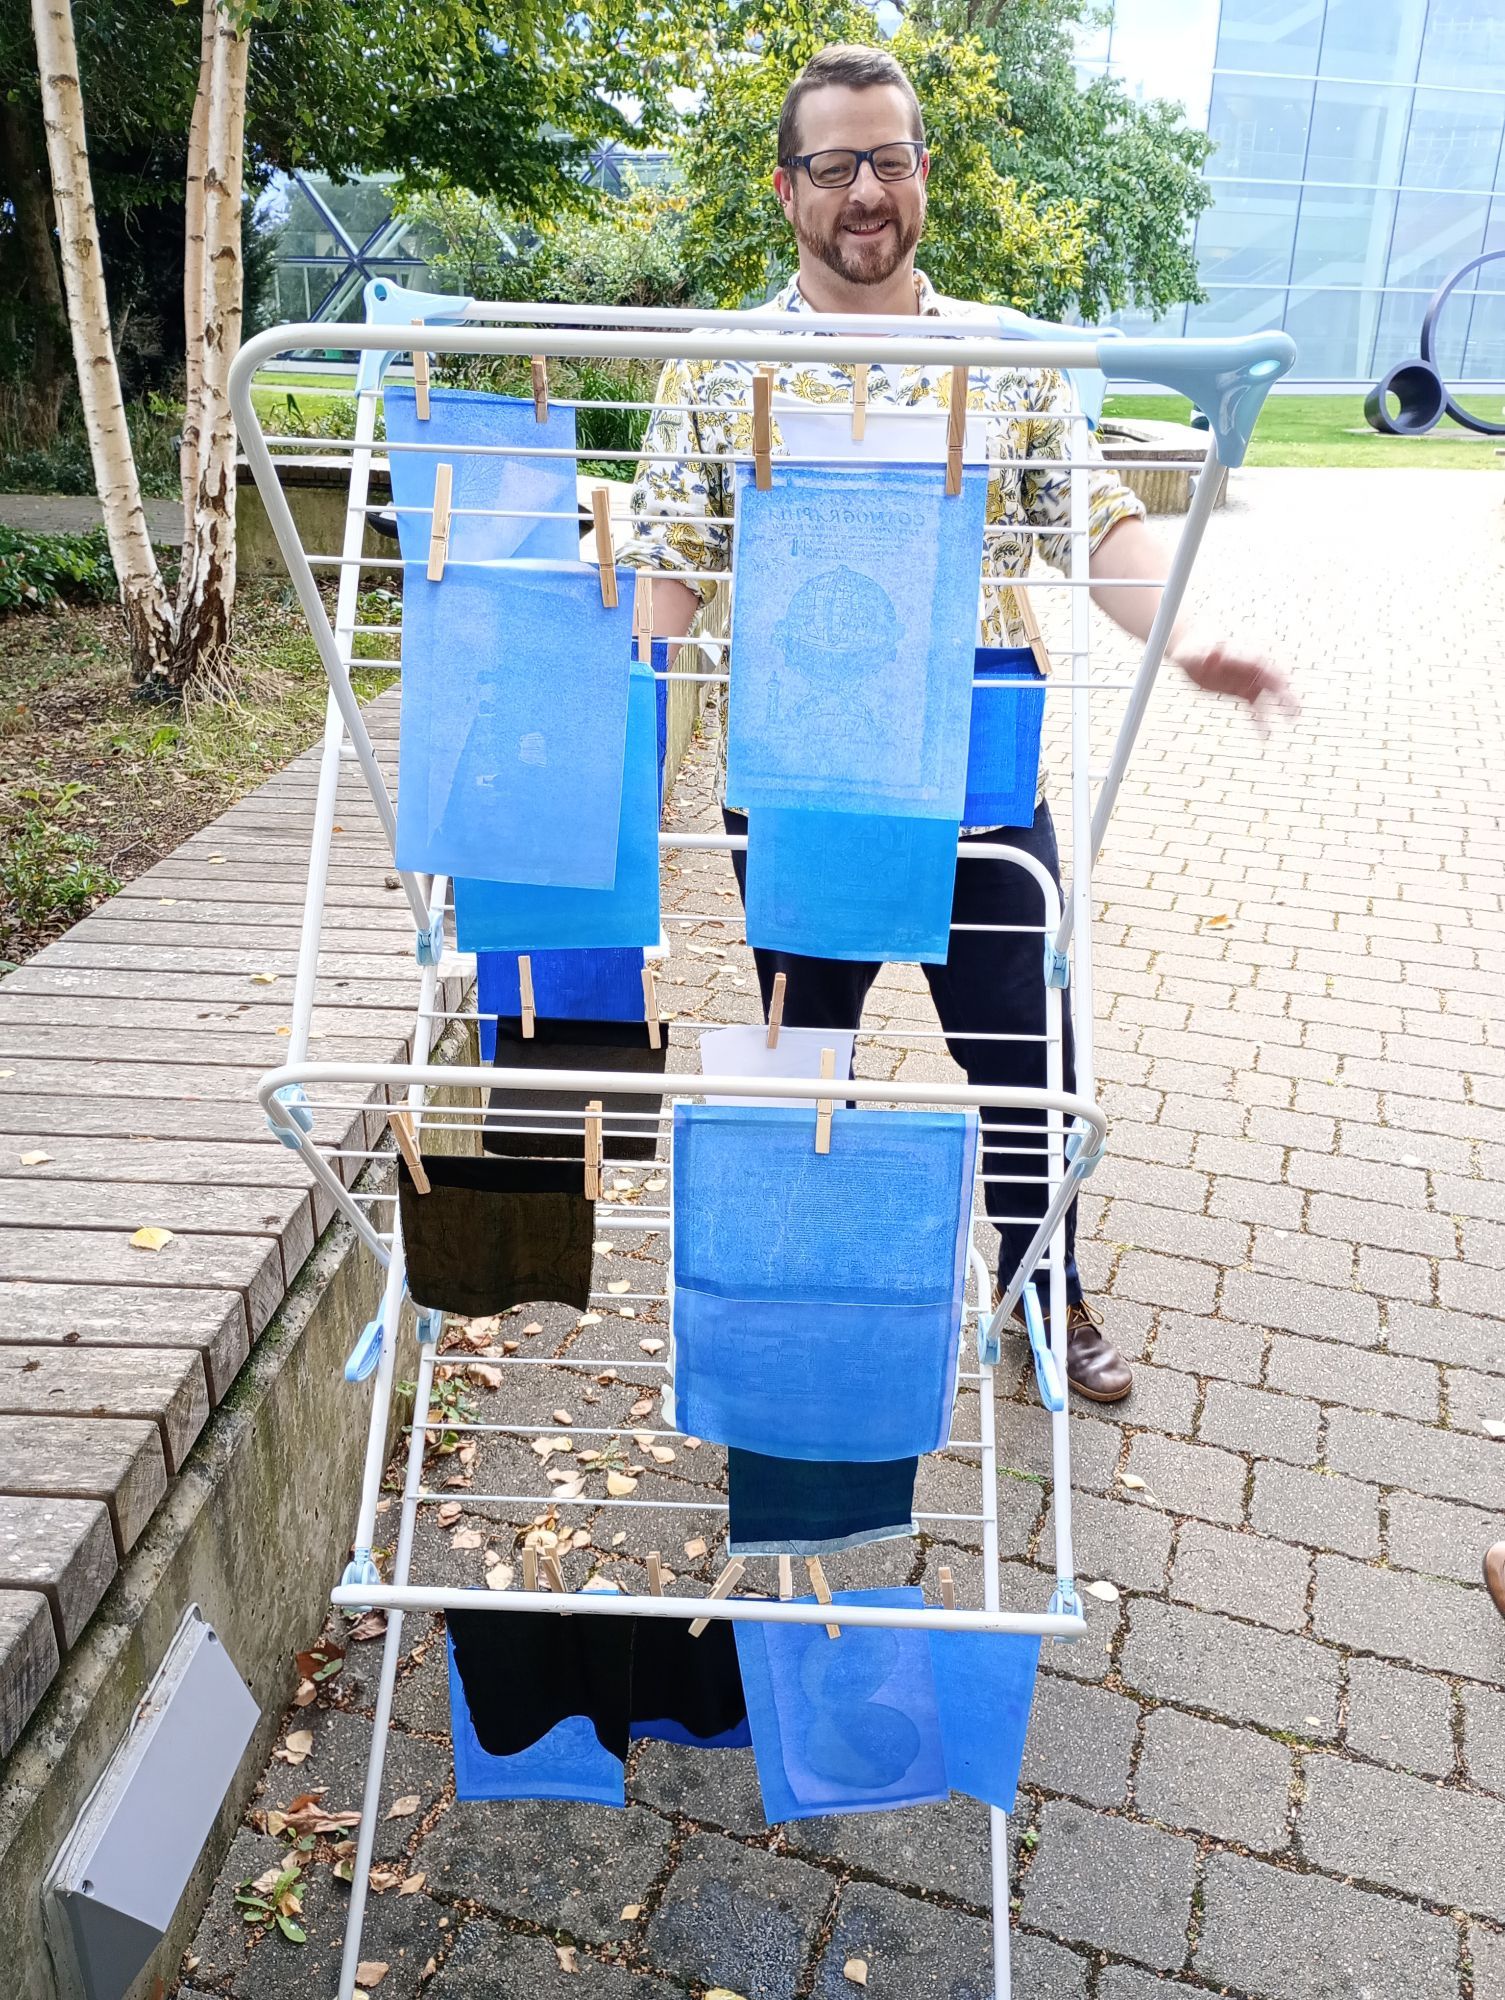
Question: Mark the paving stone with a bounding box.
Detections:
[1387,1490,1505,1585]
[1301,1753,1505,1920]
[1151,1310,1265,1383]
[645,1833,831,2000]
[232,1865,448,2000]
[1461,1683,1505,1795]
[1122,1433,1248,1524]
[1443,1364,1505,1438]
[1171,1519,1312,1632]
[1250,1461,1381,1558]
[389,1624,451,1735]
[1469,1924,1505,1998]
[187,1829,287,1989]
[424,1920,666,1998]
[1221,1268,1382,1347]
[1040,1490,1172,1593]
[1387,1301,1505,1373]
[1110,1363,1198,1436]
[1017,1799,1194,1972]
[627,1740,769,1837]
[1358,1244,1435,1304]
[811,1883,1088,2000]
[1307,1192,1457,1259]
[1264,1333,1440,1421]
[415,1801,673,1945]
[1018,1673,1140,1808]
[1002,1408,1123,1492]
[1197,1379,1321,1466]
[1324,1406,1503,1509]
[1195,1849,1460,2000]
[1133,1706,1292,1850]
[1345,1656,1456,1778]
[1314,1554,1505,1685]
[784,1795,994,1905]
[919,1455,1037,1555]
[1098,1969,1206,2000]
[1119,1598,1340,1737]
[281,1709,448,1862]
[1111,1250,1218,1314]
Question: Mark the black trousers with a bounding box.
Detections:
[725,802,1081,1305]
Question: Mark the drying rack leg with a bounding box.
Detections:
[990,1806,1013,1999]
[337,1335,438,1999]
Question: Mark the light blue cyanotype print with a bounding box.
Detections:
[964,647,1047,830]
[397,560,633,888]
[384,384,581,565]
[727,462,988,818]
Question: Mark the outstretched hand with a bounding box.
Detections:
[1172,639,1299,737]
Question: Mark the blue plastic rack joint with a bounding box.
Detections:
[344,1317,384,1383]
[341,1548,381,1592]
[1043,940,1070,989]
[1049,1579,1083,1620]
[268,1082,313,1147]
[415,908,446,967]
[416,1308,444,1347]
[1064,1121,1101,1177]
[1021,1282,1067,1412]
[357,279,476,395]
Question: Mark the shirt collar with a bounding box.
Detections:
[773,270,942,317]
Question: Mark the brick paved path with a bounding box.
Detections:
[183,467,1505,2000]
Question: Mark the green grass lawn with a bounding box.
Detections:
[1104,392,1504,470]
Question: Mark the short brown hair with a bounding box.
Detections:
[777,44,925,166]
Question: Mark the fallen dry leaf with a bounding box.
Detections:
[612,1176,633,1190]
[436,1501,462,1528]
[486,1562,514,1591]
[629,1397,654,1418]
[1118,1473,1147,1490]
[552,1478,586,1500]
[1482,1419,1505,1439]
[368,1866,403,1894]
[632,1430,654,1448]
[275,1730,314,1766]
[294,1640,344,1685]
[292,1679,318,1708]
[571,1528,591,1548]
[468,1363,503,1390]
[606,1471,638,1497]
[355,1964,389,1989]
[608,1279,631,1294]
[621,1903,642,1920]
[383,1794,420,1821]
[129,1226,174,1252]
[556,1944,578,1973]
[523,1321,542,1335]
[683,1537,708,1558]
[844,1958,869,1986]
[644,1176,667,1191]
[611,1531,627,1546]
[18,1151,51,1167]
[594,1238,614,1254]
[250,972,278,985]
[639,1338,665,1355]
[650,1446,676,1464]
[618,1306,637,1319]
[398,1873,426,1896]
[1083,1579,1120,1602]
[578,1311,603,1327]
[683,1437,702,1450]
[553,1408,573,1425]
[451,1529,483,1550]
[1205,912,1231,927]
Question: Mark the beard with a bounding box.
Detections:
[791,190,924,288]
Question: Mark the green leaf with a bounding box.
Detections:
[276,1915,308,1944]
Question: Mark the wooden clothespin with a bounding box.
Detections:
[542,1550,568,1595]
[765,970,787,1051]
[806,1556,840,1640]
[531,354,549,422]
[851,362,869,441]
[815,1046,835,1156]
[946,365,969,497]
[522,1545,539,1592]
[426,461,453,581]
[584,1099,603,1201]
[647,1550,665,1598]
[689,1557,746,1639]
[410,321,431,422]
[591,485,618,609]
[389,1108,429,1194]
[939,1564,956,1612]
[752,367,773,491]
[517,954,536,1040]
[641,965,662,1050]
[778,1554,794,1601]
[1014,577,1052,678]
[634,572,655,664]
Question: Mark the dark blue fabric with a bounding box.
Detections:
[447,1639,626,1806]
[475,949,647,1060]
[727,1448,917,1558]
[745,807,960,964]
[965,649,1046,830]
[454,662,661,952]
[725,802,1082,1305]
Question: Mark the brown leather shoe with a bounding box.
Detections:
[1485,1543,1505,1619]
[1010,1296,1133,1403]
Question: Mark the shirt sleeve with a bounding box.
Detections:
[618,358,732,602]
[1020,366,1145,576]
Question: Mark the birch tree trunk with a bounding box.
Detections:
[179,0,217,551]
[29,0,172,677]
[168,2,250,690]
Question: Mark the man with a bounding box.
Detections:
[622,43,1294,1402]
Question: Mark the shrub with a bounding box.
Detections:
[0,783,119,929]
[0,525,119,614]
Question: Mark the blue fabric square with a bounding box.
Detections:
[735,1589,949,1822]
[727,464,987,819]
[447,1639,625,1805]
[396,560,634,888]
[476,949,648,1059]
[931,1629,1041,1814]
[385,384,581,565]
[454,661,661,952]
[745,807,959,964]
[965,648,1047,829]
[670,1105,977,1460]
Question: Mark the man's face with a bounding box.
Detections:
[774,83,929,289]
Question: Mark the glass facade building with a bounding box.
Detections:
[1078,0,1505,381]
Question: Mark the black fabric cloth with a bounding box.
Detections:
[727,1447,918,1558]
[397,1153,594,1316]
[483,1017,669,1163]
[446,1606,747,1762]
[726,800,1081,1305]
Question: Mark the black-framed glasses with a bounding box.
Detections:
[781,141,925,189]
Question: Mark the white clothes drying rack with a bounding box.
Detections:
[229,289,1293,1999]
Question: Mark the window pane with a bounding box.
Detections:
[1418,0,1505,94]
[1374,288,1465,376]
[1281,286,1384,376]
[1305,81,1411,188]
[1289,188,1396,288]
[1184,286,1289,337]
[1317,0,1428,83]
[1214,0,1323,76]
[1387,191,1490,290]
[1207,74,1313,181]
[1196,180,1301,284]
[1459,291,1505,378]
[1106,302,1190,337]
[1403,91,1505,194]
[1106,0,1220,122]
